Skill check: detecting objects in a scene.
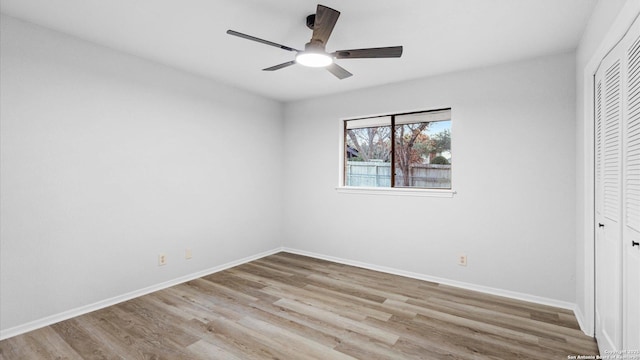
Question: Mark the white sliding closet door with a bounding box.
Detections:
[594,14,640,355]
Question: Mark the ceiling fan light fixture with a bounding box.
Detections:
[227,4,403,79]
[296,52,333,67]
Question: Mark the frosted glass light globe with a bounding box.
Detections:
[296,52,333,67]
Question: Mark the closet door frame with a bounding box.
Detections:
[579,3,640,338]
[591,8,640,353]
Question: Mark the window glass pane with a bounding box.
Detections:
[343,109,451,189]
[394,117,451,189]
[345,124,392,187]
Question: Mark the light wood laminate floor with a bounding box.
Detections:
[0,252,598,359]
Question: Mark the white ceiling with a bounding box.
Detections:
[0,0,597,102]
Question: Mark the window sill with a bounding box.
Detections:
[335,186,456,198]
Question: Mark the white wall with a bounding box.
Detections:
[0,15,283,333]
[574,0,639,335]
[283,52,577,303]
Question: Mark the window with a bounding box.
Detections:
[343,109,451,189]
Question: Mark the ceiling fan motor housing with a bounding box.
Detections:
[306,14,316,30]
[305,40,326,52]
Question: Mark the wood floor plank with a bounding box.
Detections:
[96,304,194,358]
[260,284,393,322]
[306,273,408,302]
[184,319,271,360]
[204,313,306,359]
[75,311,151,359]
[237,316,357,360]
[186,339,244,360]
[0,327,83,360]
[410,313,562,358]
[410,296,594,347]
[303,284,419,319]
[332,333,409,360]
[273,298,400,346]
[373,314,562,359]
[0,252,599,359]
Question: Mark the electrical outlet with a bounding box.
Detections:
[158,254,167,266]
[458,254,467,266]
[185,248,192,260]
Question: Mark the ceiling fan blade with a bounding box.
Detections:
[263,61,296,71]
[312,5,340,46]
[326,63,352,79]
[333,46,403,59]
[227,30,300,52]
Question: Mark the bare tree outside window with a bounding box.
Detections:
[346,126,391,162]
[344,109,451,189]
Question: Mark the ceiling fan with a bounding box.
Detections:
[226,4,403,79]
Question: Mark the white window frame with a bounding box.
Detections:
[337,108,456,198]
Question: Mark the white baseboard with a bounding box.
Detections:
[573,306,593,337]
[2,246,590,340]
[0,248,282,341]
[282,247,579,312]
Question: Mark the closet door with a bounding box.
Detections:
[623,19,640,351]
[595,44,624,353]
[595,14,640,354]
